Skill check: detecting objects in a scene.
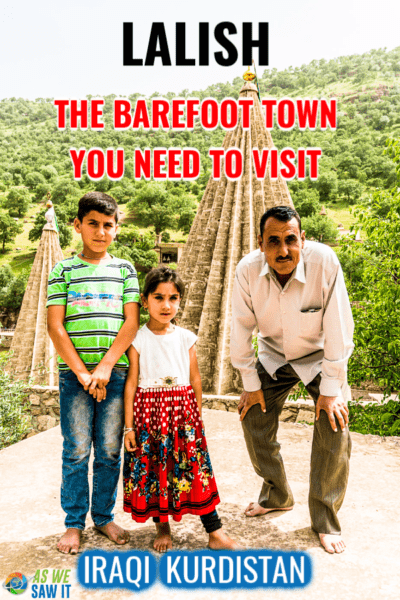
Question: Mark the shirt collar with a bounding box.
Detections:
[259,252,306,284]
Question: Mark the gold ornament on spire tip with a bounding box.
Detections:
[243,66,256,82]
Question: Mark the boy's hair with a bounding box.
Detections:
[260,206,302,237]
[143,267,185,299]
[77,192,119,223]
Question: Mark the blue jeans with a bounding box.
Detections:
[59,368,127,530]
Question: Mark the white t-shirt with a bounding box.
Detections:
[132,324,198,387]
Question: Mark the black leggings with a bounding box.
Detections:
[153,509,222,534]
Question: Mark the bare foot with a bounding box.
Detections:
[208,528,244,550]
[319,533,346,554]
[153,522,172,553]
[57,528,82,555]
[244,502,294,517]
[95,521,129,545]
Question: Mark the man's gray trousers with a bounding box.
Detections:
[241,361,351,534]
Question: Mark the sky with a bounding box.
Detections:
[0,0,399,100]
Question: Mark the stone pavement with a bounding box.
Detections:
[1,408,400,600]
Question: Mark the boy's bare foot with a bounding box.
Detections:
[319,533,346,554]
[57,528,82,555]
[153,522,172,553]
[208,529,244,550]
[244,502,294,517]
[95,522,129,545]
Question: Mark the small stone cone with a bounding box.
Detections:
[9,221,63,385]
[178,82,293,394]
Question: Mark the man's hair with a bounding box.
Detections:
[77,192,119,223]
[143,267,185,300]
[259,206,302,237]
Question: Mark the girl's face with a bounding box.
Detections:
[142,282,181,325]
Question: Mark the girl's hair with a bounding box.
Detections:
[142,267,185,299]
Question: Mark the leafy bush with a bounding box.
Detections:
[0,354,30,449]
[302,214,338,243]
[0,267,28,311]
[348,400,400,436]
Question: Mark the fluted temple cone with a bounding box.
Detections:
[178,82,294,395]
[8,223,63,385]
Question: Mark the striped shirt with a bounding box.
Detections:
[46,254,140,370]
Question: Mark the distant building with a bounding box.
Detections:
[154,242,185,265]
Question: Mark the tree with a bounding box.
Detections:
[338,179,363,204]
[314,172,338,203]
[302,214,338,243]
[340,139,400,396]
[127,183,182,235]
[51,177,81,204]
[24,171,46,189]
[7,187,31,217]
[0,210,23,253]
[0,267,27,311]
[113,225,158,272]
[28,206,73,248]
[291,188,320,218]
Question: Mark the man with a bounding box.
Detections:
[230,205,354,554]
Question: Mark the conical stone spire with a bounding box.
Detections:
[178,81,294,395]
[9,205,63,385]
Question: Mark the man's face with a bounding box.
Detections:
[258,217,305,276]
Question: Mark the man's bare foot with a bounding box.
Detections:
[95,522,129,545]
[208,529,243,550]
[319,533,346,554]
[244,502,294,517]
[57,528,82,555]
[153,522,172,553]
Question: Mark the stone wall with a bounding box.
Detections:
[22,386,387,438]
[203,395,316,424]
[24,385,60,437]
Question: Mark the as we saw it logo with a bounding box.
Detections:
[3,572,29,595]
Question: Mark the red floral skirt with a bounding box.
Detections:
[123,385,220,523]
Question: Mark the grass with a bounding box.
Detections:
[325,202,356,230]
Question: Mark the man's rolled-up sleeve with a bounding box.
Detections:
[320,264,354,397]
[230,265,261,392]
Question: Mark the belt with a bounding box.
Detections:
[138,377,190,388]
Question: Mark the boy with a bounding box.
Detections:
[47,192,140,555]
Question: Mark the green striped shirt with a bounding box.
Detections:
[46,254,140,370]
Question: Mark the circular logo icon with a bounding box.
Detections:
[3,573,28,595]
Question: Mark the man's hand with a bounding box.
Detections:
[238,389,266,421]
[316,395,349,432]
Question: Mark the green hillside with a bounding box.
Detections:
[0,45,399,290]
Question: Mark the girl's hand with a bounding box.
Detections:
[125,431,137,452]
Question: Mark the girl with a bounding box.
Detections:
[123,267,239,552]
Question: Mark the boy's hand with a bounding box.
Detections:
[92,385,107,403]
[77,371,107,402]
[89,363,113,397]
[77,371,93,390]
[125,431,137,452]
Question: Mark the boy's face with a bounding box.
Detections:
[74,210,118,255]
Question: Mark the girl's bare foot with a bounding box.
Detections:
[244,502,294,517]
[319,533,346,554]
[208,528,243,550]
[153,522,172,553]
[57,528,82,555]
[95,522,129,545]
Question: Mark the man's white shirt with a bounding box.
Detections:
[230,240,354,397]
